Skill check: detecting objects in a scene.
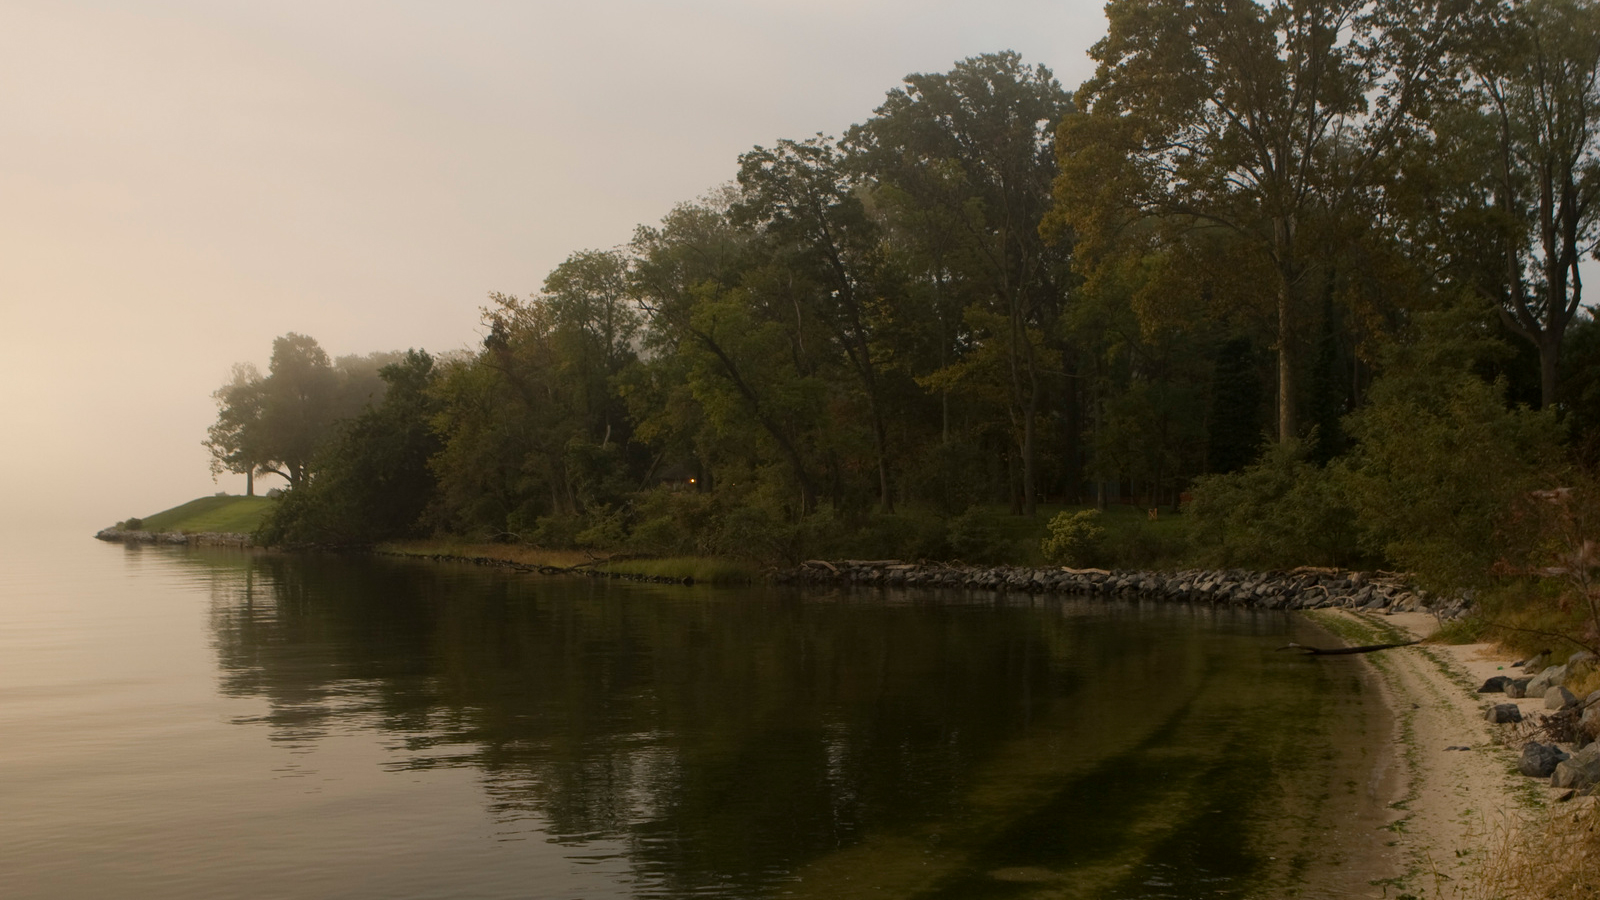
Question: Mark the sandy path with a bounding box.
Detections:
[1324,610,1571,898]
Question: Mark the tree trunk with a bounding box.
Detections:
[871,405,894,513]
[1063,359,1081,505]
[246,470,254,497]
[1277,279,1297,442]
[1021,399,1037,517]
[1540,332,1561,411]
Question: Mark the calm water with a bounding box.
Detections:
[0,534,1397,899]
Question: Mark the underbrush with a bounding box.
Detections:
[492,490,1199,570]
[1467,801,1600,899]
[1447,580,1597,660]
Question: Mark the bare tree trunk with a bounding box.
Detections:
[1277,280,1297,442]
[1541,333,1561,412]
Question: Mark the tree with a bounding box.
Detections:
[255,333,340,489]
[1468,0,1600,409]
[205,333,384,493]
[734,136,899,511]
[631,199,831,516]
[1055,0,1464,442]
[258,350,443,544]
[204,363,267,496]
[850,51,1074,515]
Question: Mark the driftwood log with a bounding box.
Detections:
[1276,639,1423,656]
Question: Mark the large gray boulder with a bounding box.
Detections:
[1486,703,1524,724]
[1547,685,1580,710]
[1520,742,1570,778]
[1551,745,1600,790]
[1478,675,1510,694]
[1528,663,1569,697]
[1505,678,1534,699]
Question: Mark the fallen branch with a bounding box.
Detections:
[1276,639,1423,656]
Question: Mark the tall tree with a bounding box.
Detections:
[734,137,899,511]
[1471,0,1600,409]
[1055,0,1464,442]
[631,200,829,515]
[850,51,1074,515]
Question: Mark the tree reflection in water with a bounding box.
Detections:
[192,550,1388,899]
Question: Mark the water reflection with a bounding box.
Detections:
[188,549,1391,899]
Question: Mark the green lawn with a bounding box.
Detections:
[133,495,276,534]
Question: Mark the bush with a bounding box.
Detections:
[947,507,1013,563]
[1041,509,1107,567]
[117,517,143,531]
[1186,438,1363,569]
[626,490,725,556]
[1103,518,1188,569]
[1341,306,1564,591]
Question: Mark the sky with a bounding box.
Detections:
[0,0,1109,531]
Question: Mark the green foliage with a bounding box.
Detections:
[205,335,405,492]
[198,31,1600,592]
[1041,509,1107,567]
[1342,305,1565,591]
[257,351,443,546]
[947,507,1014,564]
[1187,439,1363,570]
[1206,337,1265,475]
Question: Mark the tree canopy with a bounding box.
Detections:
[214,29,1600,587]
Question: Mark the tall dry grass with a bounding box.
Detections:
[1462,799,1600,899]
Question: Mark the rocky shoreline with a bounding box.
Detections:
[775,559,1472,617]
[94,528,254,548]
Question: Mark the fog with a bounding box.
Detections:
[0,0,1104,531]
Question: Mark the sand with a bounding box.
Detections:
[1325,609,1584,898]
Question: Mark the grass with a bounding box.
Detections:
[376,540,762,584]
[595,556,761,583]
[131,495,276,534]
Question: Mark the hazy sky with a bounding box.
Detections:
[0,0,1107,530]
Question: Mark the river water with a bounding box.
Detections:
[1,534,1398,899]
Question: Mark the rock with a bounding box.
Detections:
[1580,696,1600,742]
[1486,703,1524,724]
[1546,685,1580,710]
[1478,675,1510,694]
[1551,745,1600,790]
[1505,677,1533,699]
[1520,742,1570,778]
[1520,650,1553,674]
[1528,663,1570,696]
[1569,650,1596,667]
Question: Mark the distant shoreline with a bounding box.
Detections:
[94,528,253,548]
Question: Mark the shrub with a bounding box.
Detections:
[1186,438,1363,570]
[1341,306,1564,592]
[1041,510,1107,567]
[947,507,1012,563]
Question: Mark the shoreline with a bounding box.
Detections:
[89,528,1592,893]
[93,528,254,547]
[1329,608,1594,897]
